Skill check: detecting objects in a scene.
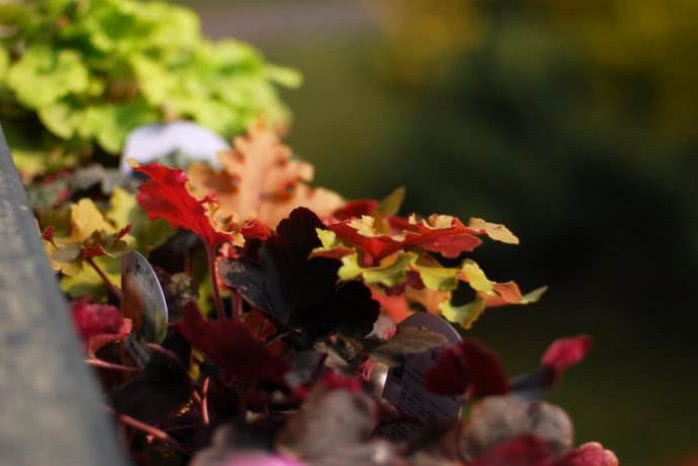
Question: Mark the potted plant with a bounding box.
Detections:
[0,2,618,466]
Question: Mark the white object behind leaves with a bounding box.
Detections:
[120,121,229,175]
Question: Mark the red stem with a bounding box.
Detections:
[116,412,184,452]
[86,257,121,299]
[85,358,139,373]
[206,245,225,319]
[232,290,243,319]
[201,377,210,426]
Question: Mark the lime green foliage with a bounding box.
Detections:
[0,0,300,178]
[106,187,174,254]
[339,252,418,287]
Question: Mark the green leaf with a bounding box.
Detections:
[107,187,175,254]
[440,297,487,330]
[338,252,418,287]
[0,48,8,79]
[413,262,459,291]
[38,100,84,139]
[377,186,406,218]
[461,259,495,292]
[7,47,90,108]
[522,286,548,304]
[266,64,303,88]
[81,101,158,153]
[60,256,121,299]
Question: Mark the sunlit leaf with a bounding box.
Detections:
[187,123,343,228]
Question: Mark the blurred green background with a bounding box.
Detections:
[185,1,698,464]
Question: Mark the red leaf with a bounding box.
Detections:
[328,215,484,264]
[425,339,510,398]
[403,218,483,258]
[241,218,272,240]
[178,303,289,384]
[71,298,123,340]
[332,200,379,221]
[42,225,55,243]
[327,221,403,263]
[555,442,618,466]
[134,163,232,250]
[470,435,552,466]
[86,319,133,358]
[541,335,592,377]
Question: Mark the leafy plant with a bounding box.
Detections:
[0,0,300,179]
[36,123,618,466]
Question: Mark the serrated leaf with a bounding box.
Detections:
[81,102,157,154]
[338,252,418,287]
[413,262,459,291]
[461,259,495,292]
[220,208,379,342]
[6,47,90,108]
[468,217,520,245]
[44,198,133,276]
[107,187,174,254]
[187,123,343,228]
[134,163,233,250]
[440,297,487,330]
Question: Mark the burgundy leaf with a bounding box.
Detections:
[178,303,289,385]
[425,339,509,398]
[221,208,379,343]
[71,298,123,340]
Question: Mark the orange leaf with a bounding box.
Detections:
[187,123,344,228]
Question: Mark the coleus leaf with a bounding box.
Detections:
[70,297,133,358]
[177,303,288,385]
[42,198,133,276]
[429,336,592,402]
[425,339,510,399]
[510,335,593,398]
[441,261,547,329]
[71,298,123,341]
[541,335,593,376]
[133,162,234,250]
[187,123,344,228]
[220,208,379,343]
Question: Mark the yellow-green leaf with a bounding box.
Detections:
[338,252,418,287]
[440,297,487,330]
[461,259,495,292]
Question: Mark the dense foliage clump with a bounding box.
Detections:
[36,124,617,466]
[0,0,299,178]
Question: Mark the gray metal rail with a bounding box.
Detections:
[0,125,129,466]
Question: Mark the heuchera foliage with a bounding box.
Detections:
[38,124,617,466]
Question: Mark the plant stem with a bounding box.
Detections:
[116,413,183,451]
[86,257,121,299]
[206,245,225,319]
[232,290,243,319]
[201,377,210,426]
[85,358,139,373]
